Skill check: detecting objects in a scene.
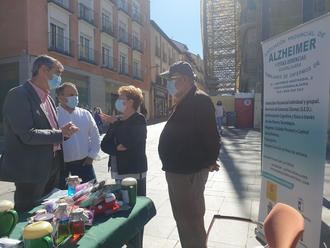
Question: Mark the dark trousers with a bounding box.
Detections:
[137,177,146,196]
[14,152,62,212]
[60,159,96,189]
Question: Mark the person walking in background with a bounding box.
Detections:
[140,102,148,119]
[100,85,148,196]
[56,83,100,186]
[215,100,225,134]
[93,107,103,134]
[158,61,221,248]
[0,55,78,212]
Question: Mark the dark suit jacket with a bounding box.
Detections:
[0,82,63,183]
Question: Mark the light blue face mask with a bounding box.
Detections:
[66,96,79,109]
[167,80,178,96]
[48,74,61,90]
[115,99,126,113]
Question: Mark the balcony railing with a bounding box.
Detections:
[118,30,130,45]
[48,32,73,56]
[117,0,129,15]
[101,54,117,71]
[78,3,95,26]
[48,0,72,12]
[132,38,143,53]
[78,45,98,64]
[132,12,142,24]
[101,23,115,37]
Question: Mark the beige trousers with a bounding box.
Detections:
[166,168,209,248]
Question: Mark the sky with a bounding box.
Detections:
[150,0,203,57]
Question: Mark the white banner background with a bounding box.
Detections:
[259,13,330,248]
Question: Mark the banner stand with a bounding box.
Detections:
[257,13,330,248]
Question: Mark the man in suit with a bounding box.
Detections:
[0,55,78,212]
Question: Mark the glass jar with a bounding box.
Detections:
[54,203,70,245]
[69,208,88,240]
[67,175,81,196]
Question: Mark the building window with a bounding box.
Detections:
[119,53,128,74]
[102,46,113,69]
[132,2,141,23]
[50,23,64,50]
[78,2,94,25]
[132,2,139,16]
[49,23,70,55]
[162,46,167,63]
[155,36,160,57]
[117,0,129,14]
[102,10,113,35]
[118,21,128,44]
[49,0,70,10]
[133,60,141,79]
[79,35,93,62]
[132,31,142,52]
[133,33,138,46]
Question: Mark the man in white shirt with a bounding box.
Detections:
[56,82,101,186]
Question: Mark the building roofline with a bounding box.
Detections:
[150,20,181,53]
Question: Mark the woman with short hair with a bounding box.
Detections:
[100,85,148,196]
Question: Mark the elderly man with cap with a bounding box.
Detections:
[158,61,221,248]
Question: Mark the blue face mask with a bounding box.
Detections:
[48,74,61,90]
[115,99,126,113]
[167,80,178,96]
[66,96,79,109]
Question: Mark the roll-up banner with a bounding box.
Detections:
[258,13,330,248]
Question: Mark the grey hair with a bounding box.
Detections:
[31,55,59,77]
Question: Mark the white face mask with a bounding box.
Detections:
[115,99,126,113]
[48,74,61,89]
[66,96,79,109]
[166,80,178,96]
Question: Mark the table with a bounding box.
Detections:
[10,196,156,248]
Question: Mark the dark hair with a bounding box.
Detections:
[55,82,77,96]
[217,100,222,106]
[31,55,62,77]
